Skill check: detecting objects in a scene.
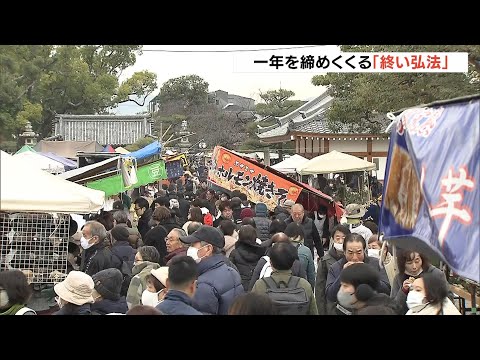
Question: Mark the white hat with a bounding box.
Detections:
[151,267,169,287]
[54,271,95,306]
[345,204,366,219]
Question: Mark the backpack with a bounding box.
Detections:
[113,253,134,297]
[262,276,310,315]
[15,307,36,315]
[259,256,272,278]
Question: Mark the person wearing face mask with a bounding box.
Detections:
[0,270,36,315]
[315,225,351,315]
[80,221,114,277]
[179,225,244,315]
[406,272,460,315]
[367,235,397,288]
[390,250,446,315]
[126,246,161,309]
[326,233,391,315]
[53,271,95,315]
[157,256,203,315]
[141,267,168,307]
[336,263,400,315]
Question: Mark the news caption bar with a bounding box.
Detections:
[234,52,469,73]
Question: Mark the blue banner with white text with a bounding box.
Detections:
[380,98,479,282]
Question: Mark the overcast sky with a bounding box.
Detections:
[115,45,338,115]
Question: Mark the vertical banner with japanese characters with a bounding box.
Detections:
[208,146,301,211]
[380,99,479,282]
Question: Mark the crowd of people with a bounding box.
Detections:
[0,171,462,315]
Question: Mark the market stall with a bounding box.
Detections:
[1,151,105,284]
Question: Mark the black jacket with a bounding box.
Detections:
[137,208,153,240]
[110,241,135,269]
[355,293,401,315]
[229,242,265,291]
[80,242,114,277]
[91,297,128,315]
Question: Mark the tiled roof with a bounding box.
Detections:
[257,92,333,138]
[258,93,390,138]
[55,114,152,121]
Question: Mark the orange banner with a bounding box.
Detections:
[208,146,301,210]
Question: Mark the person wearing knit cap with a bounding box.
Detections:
[91,268,128,315]
[240,207,254,220]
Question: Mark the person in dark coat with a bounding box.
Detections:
[80,221,114,277]
[213,200,234,228]
[110,226,135,269]
[285,203,323,258]
[337,263,400,315]
[143,206,182,265]
[229,225,265,291]
[112,210,142,249]
[248,232,306,291]
[252,202,272,242]
[179,225,244,315]
[156,256,202,315]
[325,233,391,315]
[134,197,153,240]
[91,268,128,314]
[230,197,243,225]
[177,193,191,221]
[315,224,351,315]
[363,195,382,225]
[273,199,294,222]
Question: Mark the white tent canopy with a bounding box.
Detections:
[271,154,309,174]
[13,150,66,174]
[1,151,105,213]
[296,150,376,175]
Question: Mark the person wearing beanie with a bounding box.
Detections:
[337,263,400,315]
[91,268,128,315]
[240,207,254,220]
[110,226,136,270]
[253,202,271,242]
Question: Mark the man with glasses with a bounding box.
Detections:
[134,197,152,240]
[164,228,188,265]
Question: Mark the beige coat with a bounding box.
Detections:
[383,252,398,288]
[223,235,238,257]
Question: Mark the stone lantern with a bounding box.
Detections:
[19,121,39,146]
